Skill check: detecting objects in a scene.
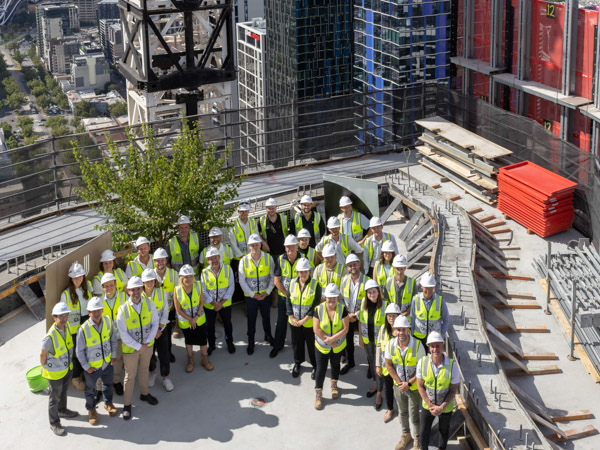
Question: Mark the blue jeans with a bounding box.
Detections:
[84,364,114,410]
[273,294,288,350]
[245,295,272,343]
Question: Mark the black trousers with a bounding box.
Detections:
[205,306,233,346]
[150,328,170,377]
[383,373,395,411]
[230,259,245,303]
[273,295,288,350]
[343,321,358,365]
[71,333,84,378]
[168,309,175,352]
[315,350,342,389]
[245,295,272,342]
[290,324,316,367]
[420,408,453,450]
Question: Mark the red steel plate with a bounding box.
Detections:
[499,161,577,197]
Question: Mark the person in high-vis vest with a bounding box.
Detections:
[286,257,321,379]
[338,195,370,245]
[174,264,214,373]
[60,261,92,391]
[339,253,370,375]
[116,276,159,420]
[92,249,128,295]
[416,332,459,450]
[259,197,289,257]
[313,243,348,298]
[373,240,396,286]
[153,247,179,354]
[375,303,401,424]
[167,215,203,276]
[312,283,349,410]
[293,195,326,248]
[126,236,154,278]
[229,201,261,304]
[359,279,389,409]
[410,272,449,350]
[199,227,233,267]
[76,297,118,425]
[142,269,173,392]
[41,303,79,436]
[297,228,319,267]
[384,255,414,317]
[363,216,398,277]
[100,272,126,396]
[239,233,275,355]
[200,247,235,355]
[385,316,426,450]
[315,216,363,265]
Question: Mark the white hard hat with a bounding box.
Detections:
[237,201,251,211]
[300,195,313,204]
[265,198,277,207]
[248,233,262,245]
[101,273,116,285]
[284,235,298,246]
[176,215,191,225]
[382,240,396,253]
[296,258,311,271]
[420,272,437,288]
[393,315,411,328]
[345,253,360,265]
[365,279,380,291]
[427,331,444,345]
[297,228,311,239]
[153,247,168,260]
[135,236,150,247]
[327,216,340,229]
[322,244,336,258]
[324,283,340,298]
[205,247,220,259]
[385,303,402,315]
[369,216,383,227]
[179,265,195,276]
[392,255,407,268]
[141,268,157,282]
[52,302,71,316]
[127,276,143,289]
[68,262,86,278]
[339,196,353,207]
[208,227,222,237]
[87,296,104,312]
[100,249,115,262]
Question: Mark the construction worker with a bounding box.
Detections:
[199,227,233,267]
[174,265,214,373]
[315,216,363,265]
[116,276,159,420]
[259,197,289,256]
[359,279,389,409]
[272,234,301,358]
[41,303,79,436]
[153,247,179,353]
[410,272,449,350]
[60,261,92,391]
[141,269,173,392]
[76,297,118,425]
[373,240,396,286]
[417,331,459,450]
[363,216,398,278]
[384,255,414,316]
[375,303,401,423]
[92,249,128,295]
[313,243,348,297]
[338,195,370,245]
[200,247,236,355]
[385,315,425,450]
[126,237,154,278]
[167,215,202,275]
[339,253,369,375]
[297,228,319,267]
[229,200,259,303]
[100,273,126,396]
[312,283,349,410]
[293,194,325,247]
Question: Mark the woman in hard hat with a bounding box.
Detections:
[373,240,396,286]
[312,283,349,410]
[92,249,128,295]
[375,303,401,423]
[173,265,214,373]
[297,228,319,267]
[359,279,389,409]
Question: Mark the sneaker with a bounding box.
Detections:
[88,408,99,425]
[140,393,159,405]
[103,403,118,417]
[149,371,157,388]
[58,409,78,418]
[123,404,131,421]
[163,378,174,392]
[50,423,66,436]
[113,382,124,396]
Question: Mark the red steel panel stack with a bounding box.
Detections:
[498,162,577,237]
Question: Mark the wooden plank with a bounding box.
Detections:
[380,197,403,225]
[498,352,557,361]
[479,287,510,307]
[457,436,473,450]
[481,298,514,328]
[490,227,512,234]
[506,292,535,300]
[15,284,45,321]
[0,271,46,301]
[509,380,554,421]
[488,272,533,281]
[477,265,508,295]
[448,194,462,201]
[505,365,561,377]
[485,321,523,355]
[526,407,568,439]
[466,207,483,215]
[551,411,594,422]
[0,304,28,325]
[476,246,508,274]
[405,222,433,252]
[492,300,540,309]
[499,246,521,251]
[454,394,490,450]
[478,215,496,223]
[407,234,435,268]
[485,220,506,228]
[431,183,441,189]
[546,424,598,443]
[495,325,549,333]
[398,211,424,241]
[490,340,529,372]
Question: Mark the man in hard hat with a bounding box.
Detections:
[41,303,79,436]
[100,272,126,396]
[199,227,233,267]
[416,332,459,450]
[201,247,236,355]
[313,243,348,299]
[126,237,154,278]
[293,195,325,248]
[297,228,319,267]
[363,216,398,277]
[167,215,203,276]
[385,315,425,450]
[92,249,128,295]
[229,200,261,303]
[339,253,370,375]
[410,272,449,350]
[153,247,179,353]
[259,197,289,257]
[239,233,275,355]
[384,255,414,316]
[76,297,118,425]
[338,196,371,245]
[316,216,363,265]
[116,276,160,420]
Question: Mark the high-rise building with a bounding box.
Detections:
[99,18,123,64]
[74,0,99,25]
[71,53,111,91]
[97,0,118,23]
[36,3,80,56]
[233,0,263,24]
[47,37,80,74]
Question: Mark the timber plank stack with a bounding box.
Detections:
[415,116,513,205]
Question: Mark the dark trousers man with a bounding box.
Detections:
[341,321,358,372]
[273,295,288,351]
[231,259,245,303]
[84,365,114,411]
[245,295,273,344]
[420,408,452,450]
[150,330,170,378]
[205,306,234,348]
[290,325,316,367]
[48,371,73,425]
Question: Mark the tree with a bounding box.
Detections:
[74,119,242,249]
[13,50,25,65]
[0,122,13,139]
[6,135,18,149]
[108,102,127,117]
[75,100,96,118]
[4,91,26,110]
[105,83,119,92]
[46,116,67,129]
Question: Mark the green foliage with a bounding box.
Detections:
[74,119,242,249]
[13,50,25,65]
[0,122,13,139]
[4,91,26,110]
[24,135,37,145]
[22,66,37,82]
[105,83,119,92]
[108,102,127,117]
[46,116,67,129]
[0,54,8,79]
[18,116,34,138]
[6,135,18,149]
[71,116,82,128]
[75,100,96,118]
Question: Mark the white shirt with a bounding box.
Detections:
[363,234,399,273]
[155,268,178,308]
[340,211,370,241]
[315,234,363,264]
[238,253,275,297]
[229,219,252,258]
[348,276,361,313]
[416,354,460,384]
[385,336,426,361]
[201,265,235,303]
[125,256,154,278]
[116,297,159,351]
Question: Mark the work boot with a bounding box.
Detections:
[186,356,194,373]
[104,403,118,416]
[50,423,66,436]
[57,409,78,418]
[200,355,214,371]
[113,382,124,396]
[394,433,412,450]
[412,438,420,450]
[71,377,84,391]
[172,325,182,339]
[88,408,99,425]
[314,388,323,410]
[330,379,340,399]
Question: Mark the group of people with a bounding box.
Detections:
[41,195,458,450]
